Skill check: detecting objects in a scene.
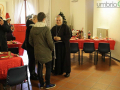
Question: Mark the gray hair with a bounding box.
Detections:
[55,15,63,21]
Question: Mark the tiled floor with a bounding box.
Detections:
[1,50,120,90]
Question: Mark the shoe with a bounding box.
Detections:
[39,82,45,88]
[40,84,44,88]
[64,73,70,77]
[30,74,39,80]
[46,84,56,89]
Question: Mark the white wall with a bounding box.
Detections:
[93,0,120,60]
[38,0,44,12]
[51,0,70,27]
[0,0,17,24]
[38,0,51,28]
[70,0,86,33]
[85,0,94,37]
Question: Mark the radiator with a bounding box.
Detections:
[97,28,108,38]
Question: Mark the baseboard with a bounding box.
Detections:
[106,55,120,62]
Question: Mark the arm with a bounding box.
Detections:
[46,27,54,51]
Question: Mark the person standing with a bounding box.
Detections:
[51,15,71,77]
[5,13,15,41]
[29,12,56,89]
[0,17,11,51]
[24,15,38,80]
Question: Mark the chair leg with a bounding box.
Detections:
[21,83,22,90]
[109,52,111,66]
[81,50,83,64]
[3,83,7,90]
[94,52,96,65]
[103,54,105,62]
[78,50,80,65]
[0,83,2,90]
[97,51,98,64]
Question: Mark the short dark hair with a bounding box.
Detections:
[0,17,3,20]
[37,12,46,22]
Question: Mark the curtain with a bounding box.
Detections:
[13,0,24,24]
[44,0,51,28]
[26,0,39,15]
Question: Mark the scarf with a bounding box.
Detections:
[33,22,46,27]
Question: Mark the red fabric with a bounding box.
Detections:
[6,13,10,19]
[13,24,26,43]
[9,24,26,56]
[7,41,24,56]
[70,38,116,50]
[0,54,24,79]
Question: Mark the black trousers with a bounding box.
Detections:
[38,61,52,85]
[27,47,35,76]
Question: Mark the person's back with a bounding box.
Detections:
[29,12,56,89]
[30,26,54,63]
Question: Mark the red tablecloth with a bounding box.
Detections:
[0,54,24,79]
[7,41,24,56]
[70,38,116,50]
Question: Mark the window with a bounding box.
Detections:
[21,0,35,24]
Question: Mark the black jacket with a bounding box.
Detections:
[0,21,11,51]
[25,20,34,48]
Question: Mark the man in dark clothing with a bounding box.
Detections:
[24,15,38,80]
[5,18,15,41]
[29,12,56,89]
[51,15,71,77]
[0,17,11,51]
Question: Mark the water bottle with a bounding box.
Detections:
[84,33,86,39]
[88,30,91,39]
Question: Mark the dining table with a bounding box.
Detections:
[7,41,24,56]
[0,52,24,80]
[70,37,116,50]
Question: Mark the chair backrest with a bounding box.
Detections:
[8,47,19,54]
[98,43,110,53]
[70,43,79,53]
[6,65,27,86]
[83,42,95,53]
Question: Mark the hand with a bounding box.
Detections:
[54,36,61,41]
[11,25,14,31]
[0,19,4,25]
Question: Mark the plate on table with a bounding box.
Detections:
[0,52,4,54]
[70,39,76,40]
[0,56,9,59]
[12,41,17,44]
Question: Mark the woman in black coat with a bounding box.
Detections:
[0,17,11,51]
[24,15,38,80]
